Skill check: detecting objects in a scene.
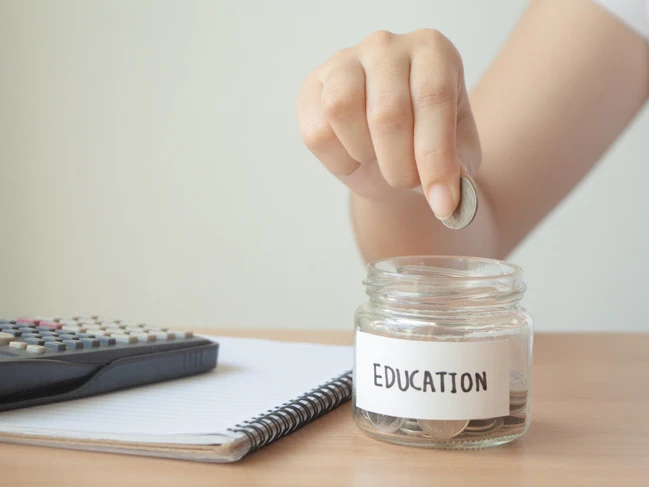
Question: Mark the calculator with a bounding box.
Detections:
[0,315,218,412]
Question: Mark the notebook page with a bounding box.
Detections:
[0,336,353,444]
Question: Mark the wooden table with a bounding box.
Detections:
[1,330,648,486]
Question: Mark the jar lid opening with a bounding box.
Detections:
[368,256,523,282]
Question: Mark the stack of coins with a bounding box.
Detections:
[357,370,529,442]
[504,372,528,428]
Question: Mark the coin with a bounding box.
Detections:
[399,419,426,436]
[465,417,505,434]
[417,419,470,440]
[361,410,405,433]
[441,176,478,230]
[503,415,526,427]
[509,371,528,413]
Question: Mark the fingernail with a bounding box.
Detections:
[428,183,455,219]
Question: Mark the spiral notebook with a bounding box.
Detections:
[0,336,353,462]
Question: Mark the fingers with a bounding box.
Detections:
[362,35,419,191]
[296,28,482,217]
[409,33,462,219]
[297,74,360,177]
[320,54,375,164]
[339,160,398,200]
[455,82,482,178]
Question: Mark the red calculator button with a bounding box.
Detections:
[39,321,63,330]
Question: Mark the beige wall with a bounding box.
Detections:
[1,0,647,331]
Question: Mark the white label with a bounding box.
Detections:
[355,331,510,420]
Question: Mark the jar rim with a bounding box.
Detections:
[367,255,523,283]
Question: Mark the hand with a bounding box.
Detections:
[297,29,481,220]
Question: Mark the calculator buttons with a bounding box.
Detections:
[171,331,193,339]
[145,326,170,332]
[1,330,22,337]
[44,342,66,352]
[39,321,63,330]
[103,324,124,330]
[3,316,198,358]
[15,317,37,325]
[114,334,137,344]
[151,332,174,341]
[25,344,46,354]
[136,333,156,342]
[0,332,14,345]
[54,316,75,323]
[74,315,95,321]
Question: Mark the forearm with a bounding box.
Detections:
[472,0,649,254]
[351,0,649,262]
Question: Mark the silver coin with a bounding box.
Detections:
[465,417,505,434]
[509,372,528,412]
[509,402,527,415]
[441,176,478,230]
[400,419,427,436]
[361,410,405,433]
[503,415,526,427]
[417,419,469,440]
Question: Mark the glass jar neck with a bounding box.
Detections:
[364,256,526,319]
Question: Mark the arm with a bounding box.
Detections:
[351,0,649,261]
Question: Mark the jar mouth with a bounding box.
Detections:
[364,256,525,315]
[368,256,523,283]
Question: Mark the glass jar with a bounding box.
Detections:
[353,256,533,449]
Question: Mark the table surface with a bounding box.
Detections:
[1,330,648,487]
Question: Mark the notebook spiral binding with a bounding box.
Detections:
[228,370,353,453]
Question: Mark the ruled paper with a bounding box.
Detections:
[0,336,352,445]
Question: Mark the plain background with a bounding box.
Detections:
[1,0,647,331]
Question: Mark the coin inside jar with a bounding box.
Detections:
[417,419,470,440]
[361,410,405,433]
[399,419,426,436]
[464,417,505,434]
[509,371,528,414]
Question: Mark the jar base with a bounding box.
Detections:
[356,420,528,449]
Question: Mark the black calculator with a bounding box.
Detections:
[0,315,218,412]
